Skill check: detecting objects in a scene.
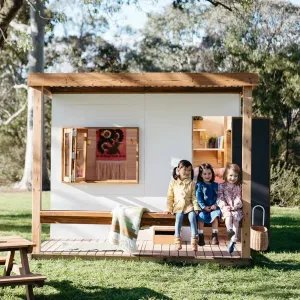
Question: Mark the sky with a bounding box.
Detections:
[50,0,300,40]
[287,0,300,5]
[102,0,168,46]
[50,0,168,40]
[106,0,300,31]
[103,0,167,30]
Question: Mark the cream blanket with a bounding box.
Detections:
[108,206,148,252]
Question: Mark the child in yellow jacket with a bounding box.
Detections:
[165,160,200,251]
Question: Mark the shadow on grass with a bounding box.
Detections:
[213,284,299,299]
[0,219,50,237]
[269,227,300,253]
[269,210,300,253]
[253,252,300,271]
[0,224,32,233]
[0,214,33,234]
[0,213,32,219]
[38,280,172,300]
[271,215,300,226]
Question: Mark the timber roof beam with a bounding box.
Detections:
[28,72,258,94]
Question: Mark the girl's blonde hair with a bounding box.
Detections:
[223,163,242,184]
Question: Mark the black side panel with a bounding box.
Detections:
[232,118,243,169]
[232,118,270,231]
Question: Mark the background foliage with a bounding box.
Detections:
[0,0,299,204]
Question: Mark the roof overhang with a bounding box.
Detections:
[28,72,258,95]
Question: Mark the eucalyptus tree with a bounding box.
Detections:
[207,0,300,165]
[124,3,217,72]
[15,0,50,190]
[45,0,127,72]
[0,4,29,184]
[0,1,51,189]
[0,0,254,50]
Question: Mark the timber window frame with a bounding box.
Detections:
[62,127,139,184]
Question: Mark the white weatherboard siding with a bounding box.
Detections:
[50,93,240,240]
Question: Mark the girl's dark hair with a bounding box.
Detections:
[172,160,194,180]
[223,163,242,184]
[197,163,215,182]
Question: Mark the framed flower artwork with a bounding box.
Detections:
[62,127,139,183]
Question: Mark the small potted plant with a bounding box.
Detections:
[193,116,203,129]
[208,136,217,148]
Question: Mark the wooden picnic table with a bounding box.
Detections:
[0,235,46,300]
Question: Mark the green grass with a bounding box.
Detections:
[0,192,299,300]
[0,191,50,242]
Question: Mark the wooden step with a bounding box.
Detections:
[0,274,46,287]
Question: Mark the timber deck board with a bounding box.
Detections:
[32,238,250,266]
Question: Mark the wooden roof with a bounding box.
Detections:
[28,72,258,94]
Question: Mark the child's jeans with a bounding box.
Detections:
[175,211,197,237]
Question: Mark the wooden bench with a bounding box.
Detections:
[40,210,236,228]
[0,274,46,287]
[39,210,243,241]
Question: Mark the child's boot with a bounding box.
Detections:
[211,232,219,245]
[191,236,198,251]
[227,239,236,254]
[198,233,205,246]
[174,237,182,250]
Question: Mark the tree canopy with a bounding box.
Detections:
[0,0,299,188]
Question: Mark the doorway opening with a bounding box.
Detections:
[192,116,232,183]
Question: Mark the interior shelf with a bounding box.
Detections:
[193,129,206,132]
[193,148,224,152]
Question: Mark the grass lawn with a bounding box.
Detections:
[0,192,299,300]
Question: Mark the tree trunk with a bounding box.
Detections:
[15,0,50,190]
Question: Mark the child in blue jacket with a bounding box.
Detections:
[196,163,221,246]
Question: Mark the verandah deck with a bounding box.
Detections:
[32,238,250,266]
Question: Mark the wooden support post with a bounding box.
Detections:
[241,87,252,258]
[32,87,43,253]
[35,86,52,99]
[20,249,34,299]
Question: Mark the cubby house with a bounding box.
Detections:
[29,73,270,265]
